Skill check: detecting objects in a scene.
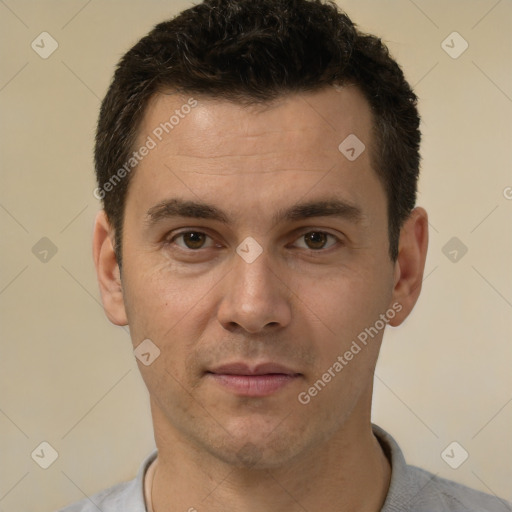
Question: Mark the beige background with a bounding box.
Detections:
[1,1,511,511]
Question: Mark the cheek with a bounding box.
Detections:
[121,266,207,406]
[121,260,223,390]
[296,264,394,380]
[293,274,386,423]
[304,267,391,333]
[122,258,215,339]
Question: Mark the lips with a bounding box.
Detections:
[209,362,299,376]
[206,362,301,397]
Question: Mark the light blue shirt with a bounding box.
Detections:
[57,425,511,511]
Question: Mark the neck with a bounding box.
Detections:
[149,397,391,512]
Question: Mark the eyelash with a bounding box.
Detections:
[164,230,341,253]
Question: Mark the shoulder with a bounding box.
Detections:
[55,480,134,511]
[403,464,511,512]
[54,449,157,512]
[372,425,511,512]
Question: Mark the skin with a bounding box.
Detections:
[94,85,428,512]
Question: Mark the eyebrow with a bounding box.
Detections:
[145,197,364,228]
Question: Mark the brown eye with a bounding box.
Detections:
[183,232,206,249]
[304,232,328,250]
[173,232,212,250]
[293,231,338,251]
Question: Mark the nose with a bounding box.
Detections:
[216,247,292,334]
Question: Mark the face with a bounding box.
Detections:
[95,86,427,469]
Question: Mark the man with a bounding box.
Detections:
[59,0,510,510]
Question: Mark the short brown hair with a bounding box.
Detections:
[95,0,421,266]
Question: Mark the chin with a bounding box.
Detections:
[200,421,311,470]
[216,444,298,471]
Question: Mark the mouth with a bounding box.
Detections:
[206,362,302,397]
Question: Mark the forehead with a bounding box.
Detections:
[126,86,384,228]
[137,85,374,171]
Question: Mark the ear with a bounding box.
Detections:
[92,210,128,326]
[388,207,429,327]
